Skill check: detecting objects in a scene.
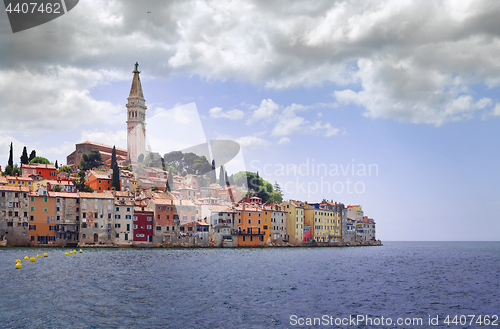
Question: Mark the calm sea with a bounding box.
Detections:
[1,242,499,328]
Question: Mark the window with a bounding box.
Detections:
[156,226,161,231]
[125,233,128,240]
[133,216,137,221]
[44,197,47,203]
[147,225,152,229]
[82,223,87,228]
[147,217,152,221]
[126,215,131,219]
[115,223,121,228]
[49,226,56,231]
[7,222,13,227]
[127,224,130,231]
[133,225,138,229]
[82,233,86,239]
[29,225,36,230]
[116,233,119,238]
[94,223,98,228]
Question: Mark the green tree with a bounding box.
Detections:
[210,159,216,184]
[8,142,13,168]
[268,181,284,204]
[29,150,36,162]
[55,160,58,169]
[59,166,73,175]
[219,165,225,186]
[112,162,120,191]
[111,145,117,168]
[166,170,173,192]
[30,156,51,164]
[20,146,29,165]
[74,171,93,192]
[52,185,62,192]
[78,150,103,171]
[163,151,212,175]
[138,153,145,163]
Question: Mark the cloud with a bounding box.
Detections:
[248,99,280,123]
[209,107,245,120]
[0,66,125,133]
[80,130,127,150]
[2,0,500,126]
[277,137,290,145]
[235,135,271,150]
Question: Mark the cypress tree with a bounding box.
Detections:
[112,162,120,191]
[219,165,224,186]
[111,145,117,168]
[8,142,13,168]
[210,159,216,184]
[29,150,36,162]
[20,146,29,165]
[55,160,59,169]
[167,171,173,192]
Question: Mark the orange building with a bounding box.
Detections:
[86,170,113,192]
[28,188,56,245]
[236,204,265,246]
[22,163,57,179]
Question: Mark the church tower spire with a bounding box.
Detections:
[126,62,147,164]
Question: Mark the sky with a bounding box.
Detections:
[1,0,499,241]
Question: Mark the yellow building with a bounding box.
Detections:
[262,206,273,243]
[6,175,32,189]
[304,203,339,242]
[282,200,304,245]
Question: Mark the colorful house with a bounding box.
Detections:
[86,170,113,192]
[113,191,134,246]
[28,187,56,245]
[236,204,266,246]
[0,186,30,246]
[52,192,80,247]
[132,208,154,244]
[79,192,115,245]
[282,200,304,245]
[22,163,57,179]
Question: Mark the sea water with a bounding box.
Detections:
[1,242,499,328]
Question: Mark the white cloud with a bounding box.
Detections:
[3,0,500,127]
[248,99,281,123]
[209,107,245,120]
[235,135,271,150]
[0,67,125,132]
[80,130,127,150]
[277,137,291,145]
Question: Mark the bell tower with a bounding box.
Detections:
[126,62,147,163]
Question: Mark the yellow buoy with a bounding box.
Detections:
[65,251,69,256]
[43,253,48,257]
[79,249,83,253]
[36,254,41,258]
[30,256,36,262]
[15,262,22,269]
[24,256,29,260]
[16,258,21,262]
[73,250,76,254]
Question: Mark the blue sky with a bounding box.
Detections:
[1,0,499,241]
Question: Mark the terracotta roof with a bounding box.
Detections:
[48,192,79,198]
[6,176,33,181]
[0,186,30,192]
[89,170,112,180]
[196,221,209,226]
[79,192,114,199]
[209,205,234,213]
[21,163,57,170]
[76,141,127,153]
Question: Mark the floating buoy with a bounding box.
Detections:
[73,250,76,254]
[24,256,29,260]
[79,249,83,253]
[43,253,48,257]
[16,258,21,263]
[36,254,41,258]
[30,256,36,262]
[15,262,22,269]
[65,252,69,256]
[121,248,123,250]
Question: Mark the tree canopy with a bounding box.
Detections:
[163,151,212,176]
[78,150,103,171]
[30,156,51,164]
[232,171,283,204]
